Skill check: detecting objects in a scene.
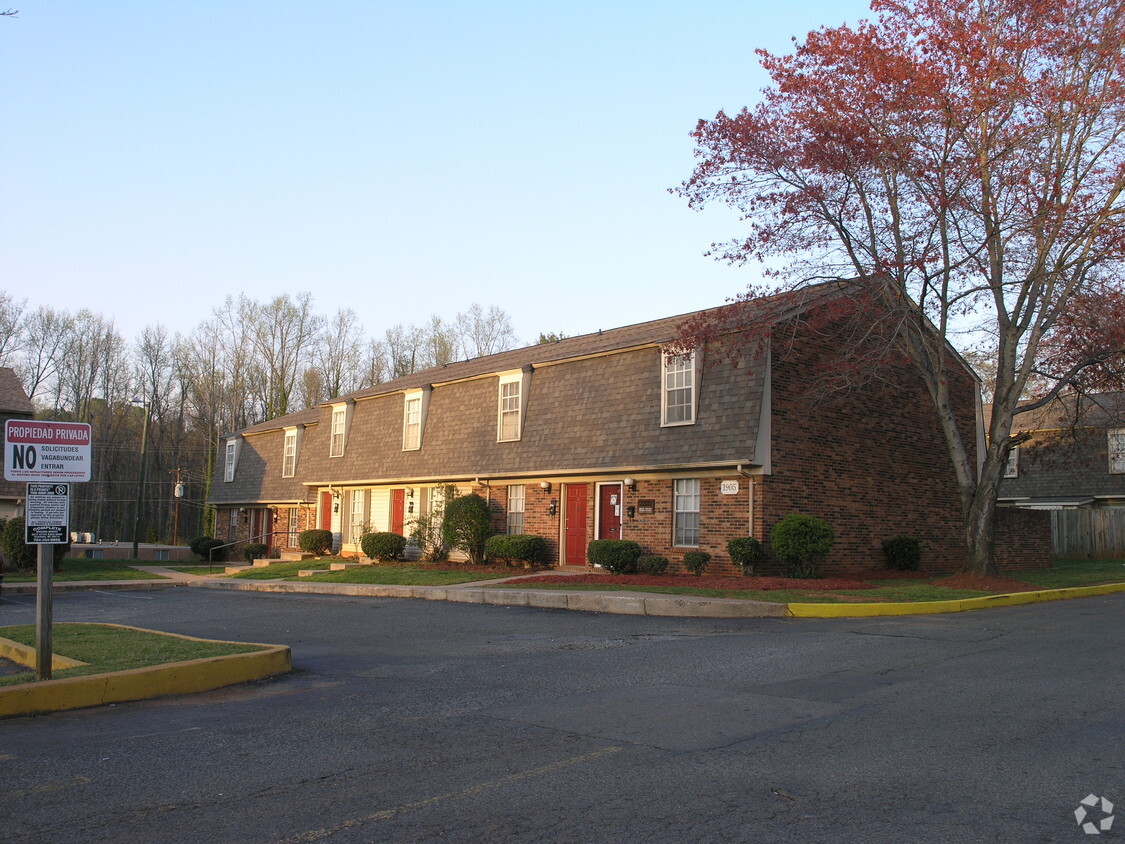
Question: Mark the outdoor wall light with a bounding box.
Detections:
[408,501,415,514]
[548,499,558,517]
[626,506,636,519]
[333,502,339,513]
[407,487,415,498]
[623,478,635,488]
[540,481,552,493]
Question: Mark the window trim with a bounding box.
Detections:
[661,350,702,427]
[672,478,701,547]
[507,484,525,535]
[328,401,353,458]
[282,428,297,478]
[402,390,423,451]
[223,438,241,482]
[348,489,367,544]
[1110,429,1125,474]
[287,506,299,547]
[497,370,529,442]
[1003,446,1019,479]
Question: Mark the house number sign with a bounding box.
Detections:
[720,480,739,495]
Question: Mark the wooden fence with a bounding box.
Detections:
[1051,508,1125,558]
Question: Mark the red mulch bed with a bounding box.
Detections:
[512,573,874,591]
[862,570,935,580]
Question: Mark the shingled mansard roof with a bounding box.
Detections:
[232,284,848,438]
[0,367,34,416]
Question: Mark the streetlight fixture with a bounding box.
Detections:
[130,397,149,560]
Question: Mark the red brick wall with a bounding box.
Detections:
[994,508,1053,570]
[760,329,981,574]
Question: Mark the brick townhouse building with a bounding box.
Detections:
[208,286,1049,575]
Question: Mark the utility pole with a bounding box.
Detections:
[170,467,183,546]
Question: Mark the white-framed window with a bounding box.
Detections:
[507,484,525,535]
[673,478,700,547]
[330,406,347,457]
[1110,429,1125,474]
[1003,447,1019,478]
[228,508,238,542]
[349,489,366,544]
[224,441,237,482]
[662,352,696,426]
[498,374,522,442]
[287,506,299,546]
[282,429,297,477]
[403,394,422,450]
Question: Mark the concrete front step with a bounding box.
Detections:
[279,551,313,562]
[224,565,251,575]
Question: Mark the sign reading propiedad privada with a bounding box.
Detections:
[4,420,92,482]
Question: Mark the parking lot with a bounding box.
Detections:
[1,588,1121,842]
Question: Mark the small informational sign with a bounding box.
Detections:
[720,480,740,495]
[4,420,92,482]
[26,483,70,544]
[637,498,656,515]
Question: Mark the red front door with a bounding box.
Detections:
[319,492,332,530]
[564,483,588,565]
[391,489,406,535]
[598,484,622,540]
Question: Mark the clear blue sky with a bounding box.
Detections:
[1,1,872,348]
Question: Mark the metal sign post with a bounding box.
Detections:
[4,421,92,681]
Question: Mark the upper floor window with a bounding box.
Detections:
[282,429,297,477]
[673,478,700,546]
[662,352,696,426]
[330,406,347,457]
[498,374,522,442]
[224,440,237,482]
[1003,447,1019,479]
[403,394,422,450]
[507,484,525,535]
[1110,429,1125,474]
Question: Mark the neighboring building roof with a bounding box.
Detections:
[0,367,33,416]
[1008,392,1125,432]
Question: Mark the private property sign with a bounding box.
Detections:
[4,420,92,482]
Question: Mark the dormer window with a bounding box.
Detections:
[1110,429,1125,474]
[224,440,237,482]
[497,369,531,442]
[1003,446,1019,478]
[282,428,298,477]
[328,402,354,458]
[403,389,427,451]
[662,351,701,426]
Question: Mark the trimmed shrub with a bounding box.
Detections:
[771,514,834,579]
[683,550,711,576]
[883,536,921,571]
[441,494,493,564]
[636,555,669,575]
[298,529,333,556]
[485,534,548,567]
[586,539,642,573]
[1,517,36,571]
[242,542,268,563]
[727,537,765,576]
[196,537,226,562]
[188,535,212,557]
[361,531,407,562]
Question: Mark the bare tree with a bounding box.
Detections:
[455,304,519,359]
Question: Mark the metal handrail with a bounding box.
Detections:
[208,530,275,573]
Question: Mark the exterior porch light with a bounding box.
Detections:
[623,478,635,488]
[539,481,551,493]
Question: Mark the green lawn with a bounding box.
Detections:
[295,565,502,586]
[163,566,229,575]
[229,560,332,579]
[1009,557,1125,588]
[2,559,168,582]
[0,623,264,687]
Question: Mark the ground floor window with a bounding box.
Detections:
[287,507,299,547]
[507,484,525,534]
[228,509,238,543]
[673,478,700,546]
[349,490,366,544]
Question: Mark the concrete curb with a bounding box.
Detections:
[0,624,291,719]
[786,581,1125,617]
[192,579,789,618]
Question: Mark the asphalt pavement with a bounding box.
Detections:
[0,587,1121,842]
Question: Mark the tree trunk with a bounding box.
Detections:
[962,491,1001,577]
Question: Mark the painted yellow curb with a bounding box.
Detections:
[0,624,291,719]
[786,581,1125,618]
[0,636,87,670]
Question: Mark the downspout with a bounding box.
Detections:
[737,465,755,538]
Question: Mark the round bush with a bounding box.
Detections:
[361,531,407,562]
[636,555,669,575]
[188,535,213,557]
[883,536,921,571]
[298,529,333,556]
[683,550,711,576]
[771,514,834,579]
[1,517,35,571]
[242,542,268,563]
[727,536,764,576]
[586,539,641,573]
[196,537,226,562]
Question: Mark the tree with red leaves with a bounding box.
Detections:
[678,0,1125,575]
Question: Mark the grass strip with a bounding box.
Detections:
[1009,557,1125,588]
[0,623,264,687]
[294,565,500,586]
[488,582,993,603]
[2,559,168,582]
[229,560,332,579]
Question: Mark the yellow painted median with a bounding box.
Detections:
[0,624,291,719]
[786,582,1125,618]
